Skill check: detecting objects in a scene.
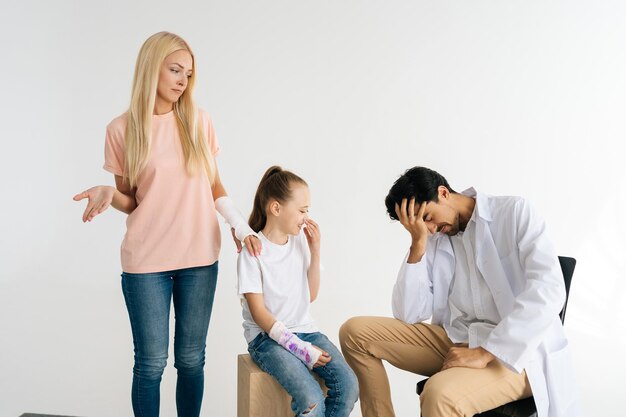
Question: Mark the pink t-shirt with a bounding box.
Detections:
[103,109,221,273]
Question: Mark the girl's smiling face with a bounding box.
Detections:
[271,184,310,236]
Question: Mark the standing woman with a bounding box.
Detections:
[73,32,260,417]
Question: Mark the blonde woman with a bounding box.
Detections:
[73,32,261,417]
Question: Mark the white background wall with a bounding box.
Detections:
[1,1,624,416]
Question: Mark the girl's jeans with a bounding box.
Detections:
[248,331,359,417]
[121,262,218,417]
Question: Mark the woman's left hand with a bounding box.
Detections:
[231,227,262,257]
[303,218,321,254]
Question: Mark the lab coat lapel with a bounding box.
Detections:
[434,236,455,287]
[474,203,516,318]
[432,235,455,323]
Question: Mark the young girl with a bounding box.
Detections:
[73,32,260,417]
[238,166,359,417]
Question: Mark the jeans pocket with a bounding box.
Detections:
[248,332,268,354]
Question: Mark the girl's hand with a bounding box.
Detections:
[73,186,116,222]
[312,345,331,368]
[303,218,321,254]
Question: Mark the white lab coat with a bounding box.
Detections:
[392,189,580,417]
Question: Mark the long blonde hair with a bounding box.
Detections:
[124,31,216,187]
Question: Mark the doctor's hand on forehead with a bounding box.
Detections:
[395,198,430,263]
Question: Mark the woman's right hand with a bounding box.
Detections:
[73,185,116,222]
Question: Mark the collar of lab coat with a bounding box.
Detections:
[460,187,493,222]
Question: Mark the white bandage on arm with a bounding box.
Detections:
[269,321,321,369]
[214,196,257,241]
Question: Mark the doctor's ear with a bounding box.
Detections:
[438,186,451,200]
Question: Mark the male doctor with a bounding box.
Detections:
[339,166,579,417]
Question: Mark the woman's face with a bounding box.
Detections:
[155,49,193,112]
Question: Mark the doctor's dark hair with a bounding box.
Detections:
[385,166,456,221]
[248,166,308,232]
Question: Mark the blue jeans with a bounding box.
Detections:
[121,262,218,417]
[248,332,359,417]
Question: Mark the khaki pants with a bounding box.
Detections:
[339,317,531,417]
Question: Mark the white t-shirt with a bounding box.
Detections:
[237,230,318,343]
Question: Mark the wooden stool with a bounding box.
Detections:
[237,354,328,417]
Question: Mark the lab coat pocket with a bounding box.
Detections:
[545,343,576,416]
